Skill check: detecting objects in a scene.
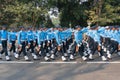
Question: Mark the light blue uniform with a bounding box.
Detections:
[86,30,94,38]
[86,29,101,46]
[37,30,47,46]
[27,30,36,44]
[17,30,27,45]
[8,31,17,44]
[63,28,72,40]
[92,30,101,46]
[54,30,63,46]
[111,30,120,44]
[47,31,55,41]
[0,30,8,40]
[74,30,83,46]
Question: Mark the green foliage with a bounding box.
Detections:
[87,0,120,26]
[4,0,48,27]
[0,0,120,27]
[0,0,53,27]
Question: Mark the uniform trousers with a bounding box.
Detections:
[1,40,8,56]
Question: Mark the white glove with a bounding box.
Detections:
[38,45,41,47]
[19,44,22,47]
[77,44,80,47]
[48,40,50,43]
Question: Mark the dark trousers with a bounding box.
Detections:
[58,42,67,56]
[109,40,118,54]
[82,40,90,55]
[9,41,16,53]
[78,43,84,57]
[1,40,8,56]
[35,39,38,47]
[87,36,95,54]
[18,41,27,56]
[50,39,58,56]
[39,41,46,57]
[63,42,67,53]
[68,40,76,55]
[87,36,104,56]
[93,42,104,56]
[27,41,34,53]
[104,38,111,50]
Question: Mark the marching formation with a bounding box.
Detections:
[0,25,120,61]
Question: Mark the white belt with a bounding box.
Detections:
[21,40,26,42]
[11,39,16,41]
[1,39,7,40]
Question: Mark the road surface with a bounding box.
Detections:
[0,53,120,80]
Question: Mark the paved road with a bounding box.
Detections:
[0,53,120,80]
[0,63,120,80]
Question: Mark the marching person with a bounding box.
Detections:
[36,28,49,61]
[17,26,29,61]
[67,32,76,60]
[55,27,70,61]
[8,28,18,59]
[86,26,107,61]
[63,28,74,60]
[0,25,11,61]
[74,26,88,61]
[46,28,56,60]
[99,26,112,59]
[27,26,38,60]
[108,26,120,57]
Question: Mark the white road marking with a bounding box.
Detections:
[0,61,120,64]
[87,61,120,64]
[40,62,77,64]
[40,61,120,64]
[0,61,34,64]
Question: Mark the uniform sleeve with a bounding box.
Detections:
[94,33,101,46]
[27,32,30,44]
[47,32,50,42]
[74,31,79,44]
[8,32,11,44]
[0,31,1,45]
[44,32,47,41]
[17,32,21,45]
[113,32,120,44]
[54,31,61,46]
[74,31,83,47]
[33,31,36,42]
[37,32,41,47]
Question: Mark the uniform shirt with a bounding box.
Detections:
[27,30,35,44]
[37,30,47,46]
[81,28,88,33]
[0,30,8,40]
[98,27,106,37]
[54,30,62,46]
[8,31,17,43]
[34,31,38,40]
[86,30,94,38]
[111,30,120,44]
[17,30,27,45]
[47,31,55,41]
[86,30,101,46]
[105,30,112,38]
[92,30,101,46]
[74,30,83,46]
[63,29,72,40]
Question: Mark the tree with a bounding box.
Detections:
[0,0,120,27]
[47,0,89,27]
[87,0,120,26]
[3,0,48,27]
